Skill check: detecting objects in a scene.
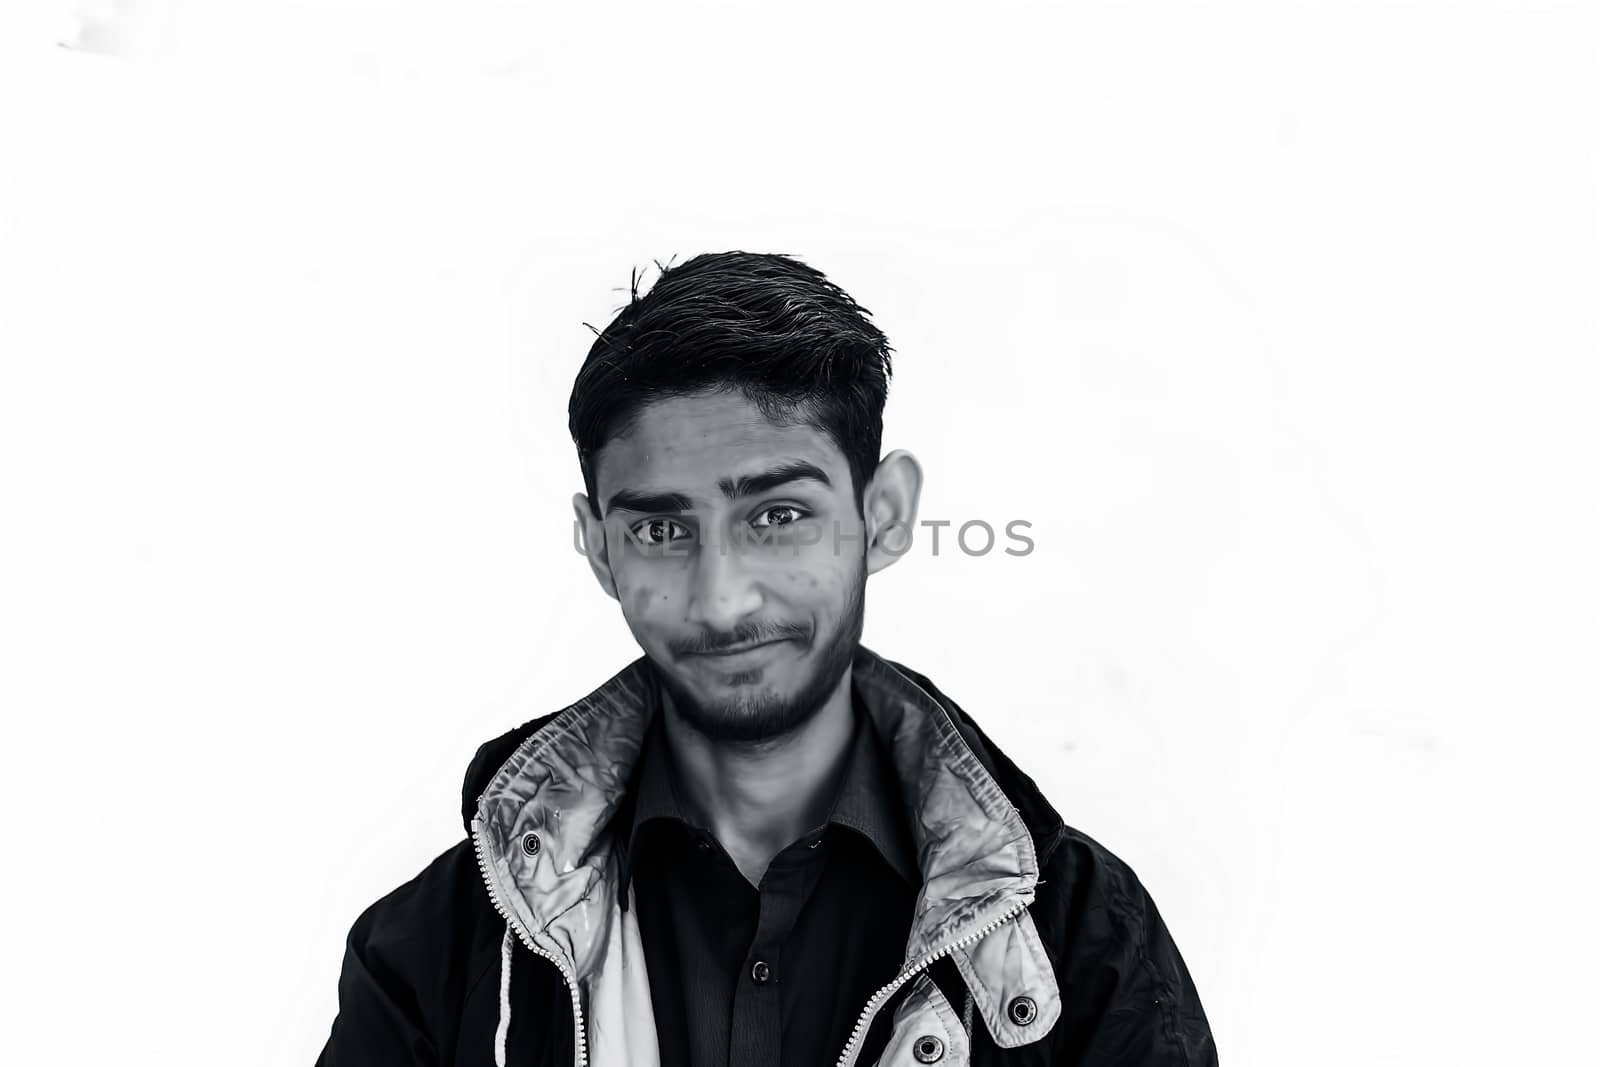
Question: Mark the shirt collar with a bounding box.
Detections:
[618,678,920,891]
[623,708,688,854]
[825,686,920,885]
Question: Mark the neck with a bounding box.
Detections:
[659,668,856,887]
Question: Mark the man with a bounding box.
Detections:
[317,251,1217,1066]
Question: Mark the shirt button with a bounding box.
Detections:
[749,960,772,985]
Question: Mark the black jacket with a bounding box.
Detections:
[317,648,1217,1066]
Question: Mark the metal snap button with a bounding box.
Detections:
[1007,994,1038,1026]
[750,960,772,985]
[912,1034,945,1063]
[520,832,541,857]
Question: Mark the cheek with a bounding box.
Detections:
[618,575,677,627]
[774,558,850,614]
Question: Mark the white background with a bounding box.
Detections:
[2,2,1596,1064]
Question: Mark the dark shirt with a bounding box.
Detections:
[617,686,919,1067]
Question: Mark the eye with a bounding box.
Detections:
[750,505,809,528]
[630,517,693,545]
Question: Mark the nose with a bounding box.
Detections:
[684,540,763,631]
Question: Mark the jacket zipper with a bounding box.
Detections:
[471,818,590,1067]
[833,897,1029,1067]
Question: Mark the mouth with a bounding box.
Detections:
[683,636,798,666]
[691,636,790,656]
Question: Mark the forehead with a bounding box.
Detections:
[592,391,849,501]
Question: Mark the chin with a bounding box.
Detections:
[658,668,830,744]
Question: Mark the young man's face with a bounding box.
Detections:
[576,390,886,743]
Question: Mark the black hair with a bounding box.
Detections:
[569,251,894,519]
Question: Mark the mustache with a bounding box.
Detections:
[670,621,810,656]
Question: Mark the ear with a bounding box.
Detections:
[862,449,923,576]
[572,492,619,600]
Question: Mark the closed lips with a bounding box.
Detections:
[697,638,788,655]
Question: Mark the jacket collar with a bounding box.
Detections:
[469,644,1063,1048]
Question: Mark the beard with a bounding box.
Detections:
[651,564,866,746]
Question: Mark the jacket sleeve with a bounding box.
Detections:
[1078,884,1216,1066]
[1046,833,1219,1066]
[315,843,492,1067]
[316,908,440,1067]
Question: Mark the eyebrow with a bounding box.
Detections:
[717,460,833,500]
[603,489,696,516]
[603,460,833,516]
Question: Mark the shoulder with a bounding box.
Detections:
[343,839,506,1002]
[1037,823,1148,919]
[1033,822,1175,970]
[1031,826,1217,1064]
